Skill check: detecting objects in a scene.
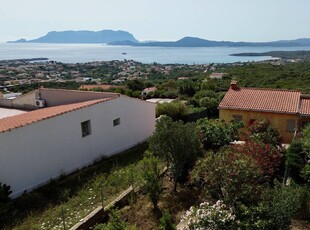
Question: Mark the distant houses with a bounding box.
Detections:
[79,84,112,91]
[141,87,157,98]
[219,81,310,142]
[209,72,226,79]
[0,88,155,197]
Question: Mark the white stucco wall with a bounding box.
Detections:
[0,96,155,197]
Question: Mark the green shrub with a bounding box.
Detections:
[160,211,176,230]
[93,208,134,230]
[196,119,243,153]
[141,152,162,210]
[301,164,310,183]
[0,183,12,228]
[156,101,189,120]
[232,140,283,179]
[149,116,200,191]
[236,182,304,230]
[247,119,282,146]
[181,200,236,230]
[191,151,263,206]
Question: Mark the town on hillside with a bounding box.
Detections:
[0,58,310,230]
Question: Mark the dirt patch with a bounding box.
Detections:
[121,174,203,229]
[290,219,310,230]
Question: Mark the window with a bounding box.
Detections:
[113,118,120,126]
[232,115,243,123]
[81,120,91,137]
[286,119,296,132]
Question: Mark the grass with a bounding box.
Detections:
[5,143,148,230]
[121,172,203,230]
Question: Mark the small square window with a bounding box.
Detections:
[232,115,242,123]
[81,120,91,137]
[286,119,296,133]
[113,118,120,126]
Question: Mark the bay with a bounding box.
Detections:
[0,43,310,64]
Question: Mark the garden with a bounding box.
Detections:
[1,117,310,229]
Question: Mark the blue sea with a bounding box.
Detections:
[0,43,310,64]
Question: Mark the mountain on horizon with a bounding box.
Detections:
[8,30,138,44]
[8,30,310,47]
[108,36,310,47]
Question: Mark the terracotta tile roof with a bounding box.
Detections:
[300,97,310,116]
[79,84,111,91]
[219,87,301,114]
[142,87,157,93]
[0,98,115,133]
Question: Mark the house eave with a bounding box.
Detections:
[218,106,298,115]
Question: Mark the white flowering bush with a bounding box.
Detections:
[180,200,235,230]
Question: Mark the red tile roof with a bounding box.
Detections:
[0,98,115,133]
[300,97,310,116]
[219,87,301,114]
[79,84,111,91]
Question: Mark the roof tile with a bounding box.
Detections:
[300,98,310,115]
[0,98,115,133]
[219,88,301,114]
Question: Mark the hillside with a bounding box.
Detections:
[231,50,310,60]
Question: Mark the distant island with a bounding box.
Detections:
[8,30,138,44]
[8,30,310,47]
[231,50,310,60]
[108,37,310,47]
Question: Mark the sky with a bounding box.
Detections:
[0,0,310,43]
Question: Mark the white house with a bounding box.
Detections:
[0,88,156,197]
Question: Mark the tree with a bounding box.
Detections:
[232,141,283,179]
[141,152,162,210]
[300,124,310,183]
[196,119,243,153]
[160,79,178,90]
[236,183,304,230]
[126,79,145,91]
[156,101,189,120]
[149,116,200,191]
[179,80,196,97]
[199,97,219,118]
[247,119,282,146]
[284,140,305,183]
[190,151,263,206]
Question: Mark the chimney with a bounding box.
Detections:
[230,80,239,90]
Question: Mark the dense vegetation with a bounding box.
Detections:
[0,118,309,229]
[231,50,310,60]
[224,62,310,93]
[1,60,310,229]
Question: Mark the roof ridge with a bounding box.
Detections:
[238,87,301,93]
[39,88,120,96]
